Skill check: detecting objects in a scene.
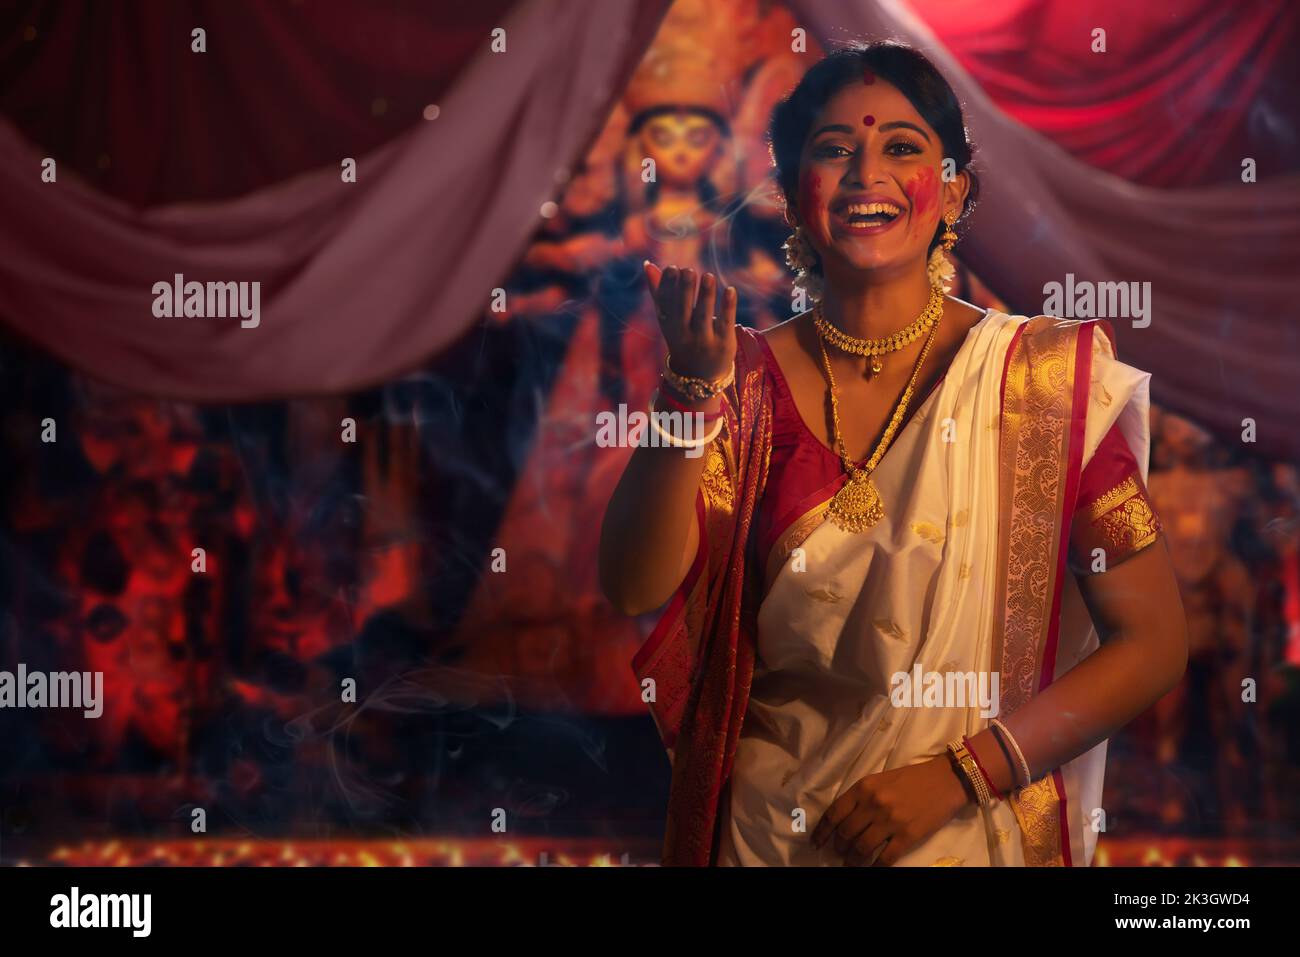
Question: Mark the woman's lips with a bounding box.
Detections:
[830,207,905,237]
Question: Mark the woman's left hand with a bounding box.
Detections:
[811,756,970,866]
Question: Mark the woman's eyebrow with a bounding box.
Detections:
[811,123,855,138]
[878,120,931,142]
[811,120,932,143]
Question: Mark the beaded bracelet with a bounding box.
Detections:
[962,734,1005,801]
[662,353,735,401]
[946,739,993,809]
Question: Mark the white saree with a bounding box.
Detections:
[716,308,1153,867]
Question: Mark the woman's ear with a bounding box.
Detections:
[943,169,971,220]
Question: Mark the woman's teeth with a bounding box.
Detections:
[841,201,902,224]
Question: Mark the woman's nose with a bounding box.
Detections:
[850,144,886,187]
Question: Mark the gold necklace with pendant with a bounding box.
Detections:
[813,286,944,376]
[817,302,944,533]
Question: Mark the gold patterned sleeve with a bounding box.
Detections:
[1068,422,1162,576]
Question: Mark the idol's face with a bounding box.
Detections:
[640,110,722,188]
[794,78,968,283]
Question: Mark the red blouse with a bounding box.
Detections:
[748,331,1161,576]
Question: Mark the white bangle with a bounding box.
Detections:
[990,718,1032,789]
[646,397,723,449]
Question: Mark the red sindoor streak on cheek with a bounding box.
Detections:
[904,167,939,222]
[798,171,826,246]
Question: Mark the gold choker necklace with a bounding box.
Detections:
[812,287,945,376]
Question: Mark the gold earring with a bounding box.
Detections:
[940,210,958,252]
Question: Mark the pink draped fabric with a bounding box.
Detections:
[0,0,671,400]
[787,0,1300,460]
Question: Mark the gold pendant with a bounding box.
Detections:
[827,472,885,532]
[870,356,883,375]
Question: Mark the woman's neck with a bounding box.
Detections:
[818,269,935,340]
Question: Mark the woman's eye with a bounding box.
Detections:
[886,140,923,156]
[815,144,851,159]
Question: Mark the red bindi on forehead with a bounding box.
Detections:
[862,115,875,126]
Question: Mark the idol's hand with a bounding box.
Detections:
[811,756,970,866]
[643,261,737,381]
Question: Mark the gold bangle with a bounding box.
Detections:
[662,353,735,401]
[990,718,1032,789]
[946,739,993,809]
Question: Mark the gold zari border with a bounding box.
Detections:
[1073,474,1160,570]
[993,318,1082,867]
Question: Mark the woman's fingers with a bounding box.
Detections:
[812,793,855,848]
[675,268,697,333]
[655,265,680,334]
[713,284,737,338]
[647,264,737,377]
[830,805,875,857]
[845,822,892,866]
[643,260,662,298]
[690,272,716,338]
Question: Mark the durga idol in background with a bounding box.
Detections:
[601,41,1188,867]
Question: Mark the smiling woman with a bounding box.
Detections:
[599,41,1186,867]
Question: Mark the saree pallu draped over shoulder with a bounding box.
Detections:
[994,315,1109,867]
[631,325,775,867]
[633,313,1145,867]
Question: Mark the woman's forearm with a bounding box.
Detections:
[965,622,1186,799]
[964,541,1188,800]
[602,264,738,616]
[598,394,718,615]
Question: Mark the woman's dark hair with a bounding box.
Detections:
[768,41,980,259]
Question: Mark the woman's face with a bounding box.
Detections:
[794,78,968,283]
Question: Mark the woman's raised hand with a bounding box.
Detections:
[643,261,738,381]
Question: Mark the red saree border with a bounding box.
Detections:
[1041,322,1097,867]
[761,473,842,588]
[629,491,710,750]
[994,316,1100,866]
[631,324,774,865]
[630,490,708,679]
[761,472,844,564]
[1043,324,1096,694]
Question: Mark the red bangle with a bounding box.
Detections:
[656,384,723,423]
[962,734,1004,801]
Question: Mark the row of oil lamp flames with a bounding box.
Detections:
[33,838,661,868]
[13,837,1284,867]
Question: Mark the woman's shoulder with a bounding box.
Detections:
[945,295,989,328]
[729,314,804,378]
[993,312,1147,379]
[1010,312,1118,350]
